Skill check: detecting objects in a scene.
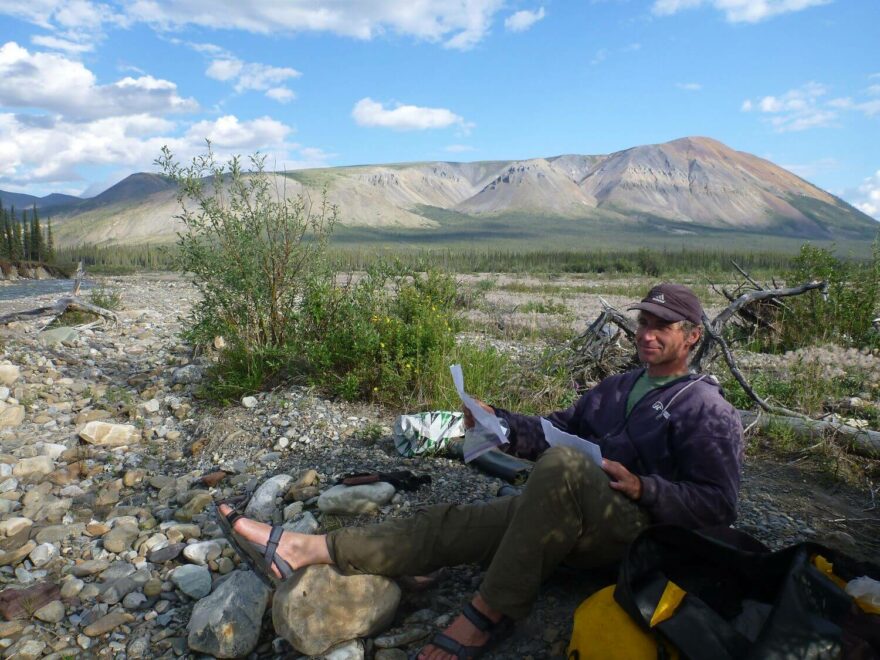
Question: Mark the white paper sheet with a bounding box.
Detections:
[450,364,509,462]
[540,418,603,465]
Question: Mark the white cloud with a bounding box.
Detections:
[265,87,295,103]
[504,7,545,32]
[676,82,702,91]
[205,58,243,81]
[652,0,829,23]
[847,170,880,220]
[0,41,197,120]
[125,0,504,50]
[352,98,469,131]
[741,78,880,132]
[30,33,93,53]
[205,56,300,102]
[0,111,311,188]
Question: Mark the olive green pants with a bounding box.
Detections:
[326,446,650,619]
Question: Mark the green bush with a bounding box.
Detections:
[768,241,880,350]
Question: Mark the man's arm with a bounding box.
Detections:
[638,401,743,528]
[492,398,588,461]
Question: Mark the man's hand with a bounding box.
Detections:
[601,459,642,501]
[462,398,494,429]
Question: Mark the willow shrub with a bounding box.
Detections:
[769,241,880,351]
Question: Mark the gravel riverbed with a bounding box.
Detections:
[0,274,876,659]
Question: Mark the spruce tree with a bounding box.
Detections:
[22,210,32,261]
[45,219,56,264]
[10,208,22,260]
[0,201,9,259]
[31,204,44,262]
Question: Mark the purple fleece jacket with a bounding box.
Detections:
[494,369,743,529]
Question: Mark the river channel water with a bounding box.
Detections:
[0,279,95,302]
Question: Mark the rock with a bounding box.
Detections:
[171,564,212,599]
[286,511,319,535]
[216,557,234,574]
[99,577,138,604]
[60,578,84,598]
[33,599,65,623]
[0,517,32,537]
[71,559,110,577]
[172,365,203,385]
[375,649,409,660]
[127,634,150,658]
[187,570,271,658]
[143,398,160,413]
[0,540,36,567]
[82,610,135,637]
[245,474,293,522]
[183,541,222,566]
[323,639,366,660]
[177,491,213,520]
[13,456,55,481]
[148,543,186,563]
[143,578,163,597]
[78,420,140,447]
[374,625,432,648]
[317,483,396,515]
[283,501,304,521]
[39,326,78,345]
[28,542,59,568]
[241,396,258,409]
[0,403,24,427]
[0,365,20,386]
[123,469,146,487]
[103,522,139,553]
[273,565,401,656]
[4,639,46,659]
[122,591,147,609]
[0,582,61,620]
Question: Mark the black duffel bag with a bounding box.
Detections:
[614,525,880,659]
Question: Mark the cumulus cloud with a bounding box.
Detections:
[0,110,311,188]
[205,56,300,102]
[0,41,197,120]
[124,0,504,50]
[848,170,880,220]
[352,98,470,131]
[504,7,545,32]
[741,78,880,131]
[652,0,829,23]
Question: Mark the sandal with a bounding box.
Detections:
[213,500,295,588]
[416,602,514,659]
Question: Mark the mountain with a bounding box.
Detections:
[0,190,81,212]
[7,136,875,248]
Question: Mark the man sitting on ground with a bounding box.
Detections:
[219,283,743,660]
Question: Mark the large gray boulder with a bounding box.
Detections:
[187,570,271,658]
[273,565,400,656]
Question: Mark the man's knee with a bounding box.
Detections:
[532,446,607,491]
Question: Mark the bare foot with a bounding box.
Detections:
[418,593,503,660]
[218,504,332,577]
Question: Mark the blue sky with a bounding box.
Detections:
[0,0,878,219]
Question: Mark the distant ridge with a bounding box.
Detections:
[2,136,876,247]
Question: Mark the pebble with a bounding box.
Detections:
[182,540,221,565]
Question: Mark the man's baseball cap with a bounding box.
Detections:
[628,283,704,325]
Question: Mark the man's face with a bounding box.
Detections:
[635,312,697,372]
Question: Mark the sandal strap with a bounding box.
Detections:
[224,509,243,526]
[263,526,284,565]
[429,632,479,659]
[461,602,494,633]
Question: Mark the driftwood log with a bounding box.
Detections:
[740,410,880,458]
[0,296,118,326]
